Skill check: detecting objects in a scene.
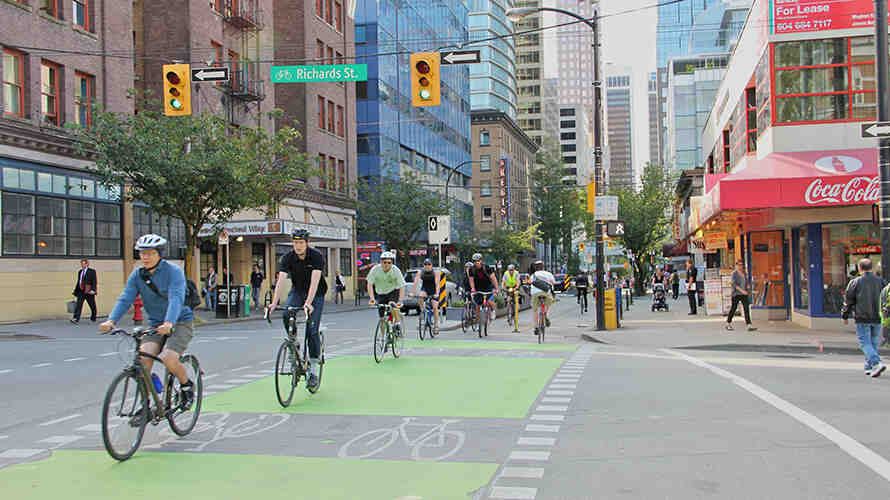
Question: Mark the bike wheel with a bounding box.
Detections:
[392,321,404,358]
[418,309,425,340]
[538,315,545,344]
[373,321,386,363]
[165,354,203,436]
[426,321,434,340]
[101,371,148,461]
[308,332,324,394]
[275,341,296,407]
[478,309,486,338]
[460,308,468,333]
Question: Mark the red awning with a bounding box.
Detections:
[705,148,878,211]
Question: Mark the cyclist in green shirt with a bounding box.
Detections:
[366,251,407,327]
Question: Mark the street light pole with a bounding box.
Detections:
[507,6,605,330]
[875,0,890,281]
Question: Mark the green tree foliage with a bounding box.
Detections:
[71,104,313,281]
[609,163,675,295]
[530,139,585,270]
[482,223,541,268]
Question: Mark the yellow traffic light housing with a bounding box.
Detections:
[410,52,441,107]
[163,64,191,116]
[579,242,585,252]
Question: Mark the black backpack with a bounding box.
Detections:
[140,268,202,310]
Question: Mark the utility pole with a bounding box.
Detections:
[875,0,890,280]
[592,11,606,331]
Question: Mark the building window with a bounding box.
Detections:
[316,0,323,17]
[334,1,342,31]
[2,193,35,255]
[481,206,492,223]
[336,105,344,137]
[317,96,325,129]
[40,0,61,19]
[328,156,336,191]
[746,87,757,153]
[318,153,326,189]
[822,222,880,314]
[339,247,352,276]
[560,120,575,128]
[73,0,90,31]
[316,40,324,62]
[133,206,184,259]
[36,197,66,255]
[479,155,491,172]
[327,46,334,65]
[41,61,61,126]
[74,72,93,127]
[563,156,576,164]
[211,41,223,65]
[325,0,333,24]
[561,144,576,152]
[2,49,25,118]
[796,226,809,311]
[722,129,730,172]
[327,100,335,133]
[480,181,492,197]
[560,132,576,140]
[480,130,490,146]
[560,108,575,116]
[337,159,345,192]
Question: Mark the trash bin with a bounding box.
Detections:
[216,285,242,318]
[242,285,250,316]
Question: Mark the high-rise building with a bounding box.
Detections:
[553,0,596,129]
[656,0,713,69]
[469,0,518,118]
[558,105,591,186]
[605,66,633,189]
[648,72,661,168]
[354,0,473,247]
[515,0,553,146]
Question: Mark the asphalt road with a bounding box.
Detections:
[3,294,890,499]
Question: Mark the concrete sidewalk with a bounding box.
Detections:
[584,292,878,357]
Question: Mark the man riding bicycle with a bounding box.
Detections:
[531,260,556,337]
[266,229,327,391]
[468,253,499,325]
[412,258,441,335]
[366,251,406,332]
[99,234,196,409]
[462,262,474,301]
[575,271,589,313]
[502,264,521,305]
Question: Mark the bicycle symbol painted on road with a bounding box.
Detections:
[146,412,290,452]
[338,417,465,461]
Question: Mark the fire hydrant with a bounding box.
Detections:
[133,295,144,325]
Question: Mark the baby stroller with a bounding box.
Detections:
[651,283,669,312]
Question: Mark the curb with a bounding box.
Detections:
[675,343,867,357]
[580,333,610,344]
[192,305,368,329]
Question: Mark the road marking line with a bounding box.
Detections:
[500,467,545,479]
[559,368,583,372]
[203,392,216,397]
[536,405,568,412]
[32,363,52,368]
[231,365,252,372]
[587,351,675,360]
[242,373,268,378]
[99,352,117,357]
[0,435,8,439]
[261,360,275,364]
[517,437,555,446]
[546,390,573,396]
[541,397,571,403]
[552,377,579,382]
[509,450,550,461]
[530,414,564,422]
[207,384,236,390]
[38,435,83,445]
[549,384,576,389]
[75,424,101,432]
[0,448,45,459]
[64,357,86,362]
[224,379,252,384]
[0,369,12,374]
[39,414,81,426]
[666,348,890,483]
[525,424,559,433]
[203,374,220,380]
[490,486,537,499]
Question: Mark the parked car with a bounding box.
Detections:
[401,267,459,315]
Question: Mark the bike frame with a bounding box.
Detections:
[116,328,174,421]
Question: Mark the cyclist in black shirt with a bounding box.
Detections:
[575,272,589,312]
[412,258,441,334]
[266,229,327,390]
[468,253,499,324]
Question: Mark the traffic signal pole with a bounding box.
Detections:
[592,12,606,331]
[875,0,890,281]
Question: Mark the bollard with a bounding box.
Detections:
[133,295,144,325]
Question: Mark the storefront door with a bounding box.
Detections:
[748,231,786,310]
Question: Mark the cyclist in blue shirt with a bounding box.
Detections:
[100,234,196,409]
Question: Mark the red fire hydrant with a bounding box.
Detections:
[133,295,144,325]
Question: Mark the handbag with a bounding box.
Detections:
[66,300,76,314]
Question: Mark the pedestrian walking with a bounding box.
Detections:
[205,268,217,310]
[685,259,698,315]
[671,270,680,300]
[71,259,98,324]
[250,265,264,311]
[334,271,346,304]
[725,260,757,332]
[842,258,886,377]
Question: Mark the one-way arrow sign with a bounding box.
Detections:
[861,121,890,138]
[440,50,481,65]
[191,67,230,83]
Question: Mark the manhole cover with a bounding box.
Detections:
[0,334,51,341]
[765,354,812,359]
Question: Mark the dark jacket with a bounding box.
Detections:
[250,271,264,288]
[842,272,883,323]
[72,268,97,296]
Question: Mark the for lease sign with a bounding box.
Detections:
[772,0,885,34]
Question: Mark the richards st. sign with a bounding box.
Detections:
[804,176,879,205]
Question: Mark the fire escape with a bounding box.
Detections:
[220,0,264,107]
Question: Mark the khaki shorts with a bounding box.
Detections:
[143,322,194,354]
[532,292,554,309]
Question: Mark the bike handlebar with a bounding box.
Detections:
[105,327,158,338]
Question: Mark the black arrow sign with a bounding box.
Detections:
[440,50,481,65]
[862,121,890,138]
[191,67,230,83]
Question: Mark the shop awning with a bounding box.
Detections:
[706,148,878,211]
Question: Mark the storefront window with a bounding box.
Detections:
[822,222,881,315]
[340,248,353,277]
[749,231,785,308]
[797,227,809,310]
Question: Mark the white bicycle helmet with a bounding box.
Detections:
[472,253,482,261]
[135,234,167,251]
[380,251,396,261]
[507,264,515,270]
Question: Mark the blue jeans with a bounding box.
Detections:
[283,290,324,360]
[855,322,882,369]
[205,287,217,310]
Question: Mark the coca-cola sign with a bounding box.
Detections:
[804,176,879,205]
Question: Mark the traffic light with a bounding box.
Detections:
[579,242,585,252]
[162,64,191,116]
[410,52,441,106]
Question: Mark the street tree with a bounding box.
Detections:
[609,162,675,296]
[530,139,585,271]
[71,104,314,282]
[481,223,541,268]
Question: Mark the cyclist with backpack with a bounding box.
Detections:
[99,234,197,409]
[530,260,556,337]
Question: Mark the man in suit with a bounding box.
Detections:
[71,259,97,324]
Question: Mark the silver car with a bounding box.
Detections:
[401,267,459,315]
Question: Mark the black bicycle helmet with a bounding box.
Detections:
[292,228,311,240]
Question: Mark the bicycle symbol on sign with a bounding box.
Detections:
[146,412,290,452]
[338,417,465,461]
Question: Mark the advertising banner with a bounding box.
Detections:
[772,0,885,34]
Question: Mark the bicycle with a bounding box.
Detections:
[100,327,203,461]
[536,296,548,344]
[504,287,520,332]
[266,305,326,407]
[417,295,437,340]
[373,302,404,363]
[460,294,477,334]
[472,291,494,338]
[577,287,588,318]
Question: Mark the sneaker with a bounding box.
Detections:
[725,324,734,331]
[866,368,874,376]
[70,319,79,325]
[179,383,195,411]
[533,327,540,336]
[545,317,551,327]
[307,373,319,390]
[393,325,402,337]
[128,405,147,427]
[871,363,886,378]
[747,325,758,332]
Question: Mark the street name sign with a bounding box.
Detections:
[271,64,368,83]
[440,50,482,65]
[594,196,619,221]
[191,67,230,83]
[861,121,890,138]
[428,215,451,244]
